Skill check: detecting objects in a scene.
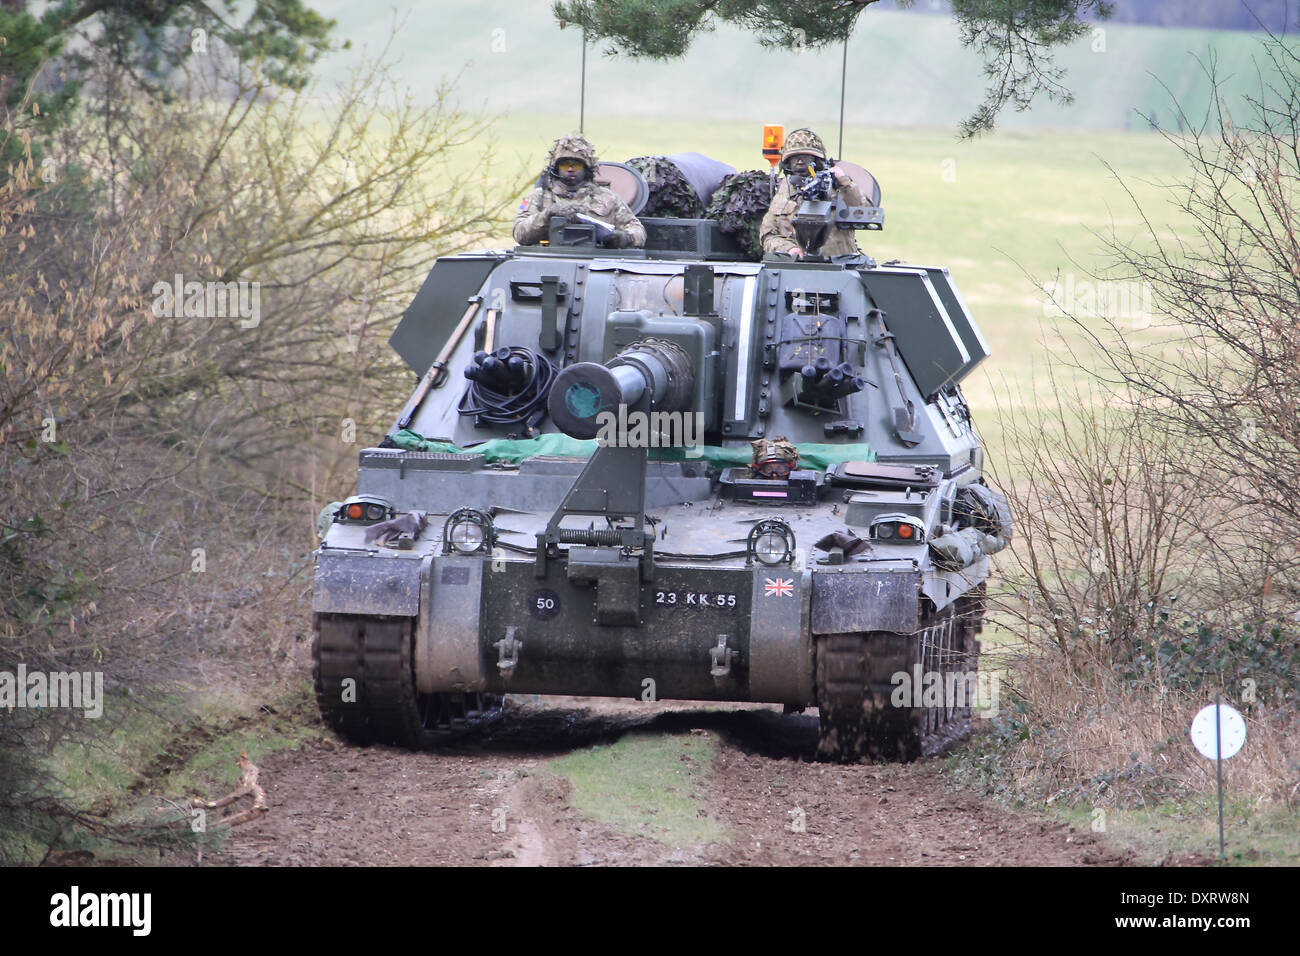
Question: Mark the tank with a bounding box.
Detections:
[311,151,1011,762]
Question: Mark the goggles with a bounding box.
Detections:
[782,155,826,175]
[554,158,587,174]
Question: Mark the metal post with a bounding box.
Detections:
[838,34,848,160]
[1215,690,1225,859]
[580,28,587,134]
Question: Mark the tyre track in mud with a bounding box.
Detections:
[207,700,1134,867]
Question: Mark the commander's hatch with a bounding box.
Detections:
[857,267,989,397]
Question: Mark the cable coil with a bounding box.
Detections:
[458,346,558,433]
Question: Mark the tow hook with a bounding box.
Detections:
[494,626,522,681]
[709,634,736,687]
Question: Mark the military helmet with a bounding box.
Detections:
[549,133,599,171]
[781,128,828,164]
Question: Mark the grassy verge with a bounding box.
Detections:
[541,729,729,847]
[945,717,1300,866]
[1057,799,1300,866]
[1,679,321,864]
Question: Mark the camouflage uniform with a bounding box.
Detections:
[759,128,866,258]
[513,134,646,248]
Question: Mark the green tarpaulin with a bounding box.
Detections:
[390,429,874,469]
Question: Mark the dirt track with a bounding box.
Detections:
[208,699,1132,866]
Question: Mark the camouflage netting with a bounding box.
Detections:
[706,170,773,261]
[627,156,704,218]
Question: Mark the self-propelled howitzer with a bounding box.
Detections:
[311,170,1011,762]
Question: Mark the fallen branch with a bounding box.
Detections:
[189,752,269,827]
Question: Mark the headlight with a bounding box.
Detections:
[336,495,394,525]
[747,519,795,566]
[443,508,494,555]
[871,514,925,543]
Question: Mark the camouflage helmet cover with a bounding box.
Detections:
[780,128,828,163]
[549,133,599,170]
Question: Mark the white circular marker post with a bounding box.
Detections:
[1189,697,1246,858]
[1190,703,1246,759]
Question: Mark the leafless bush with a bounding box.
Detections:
[990,364,1245,674]
[2,29,520,861]
[1081,35,1300,608]
[2,40,518,667]
[986,655,1299,811]
[984,356,1298,805]
[976,33,1300,806]
[13,45,515,463]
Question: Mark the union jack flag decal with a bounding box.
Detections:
[764,577,794,598]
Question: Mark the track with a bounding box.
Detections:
[815,583,985,762]
[313,613,500,748]
[211,689,1134,867]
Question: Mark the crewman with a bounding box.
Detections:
[513,134,646,248]
[759,128,866,258]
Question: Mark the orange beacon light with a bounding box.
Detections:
[762,124,784,167]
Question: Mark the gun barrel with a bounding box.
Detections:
[796,168,836,201]
[549,339,695,439]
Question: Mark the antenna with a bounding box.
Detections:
[580,27,587,134]
[838,33,848,159]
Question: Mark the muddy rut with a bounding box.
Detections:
[210,700,1131,867]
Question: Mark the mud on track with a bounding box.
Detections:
[210,699,1133,867]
